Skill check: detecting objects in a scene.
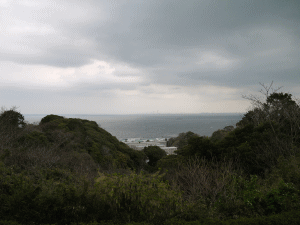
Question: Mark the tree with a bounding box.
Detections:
[0,107,26,150]
[167,131,198,149]
[177,136,217,160]
[143,146,167,167]
[210,126,234,143]
[229,83,300,174]
[0,107,25,129]
[265,92,299,124]
[238,82,300,129]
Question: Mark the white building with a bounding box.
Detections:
[121,138,177,155]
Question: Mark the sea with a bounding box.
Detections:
[23,113,244,140]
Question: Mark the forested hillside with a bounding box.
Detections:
[1,112,146,175]
[1,87,300,225]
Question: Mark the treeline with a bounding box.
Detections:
[1,85,300,224]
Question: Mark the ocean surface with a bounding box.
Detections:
[24,113,244,139]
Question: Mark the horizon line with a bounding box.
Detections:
[23,112,245,116]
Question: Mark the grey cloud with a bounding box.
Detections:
[73,0,300,89]
[0,48,94,68]
[1,0,300,91]
[91,0,299,51]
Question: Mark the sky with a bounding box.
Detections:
[1,0,300,114]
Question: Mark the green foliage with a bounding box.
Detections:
[269,154,300,189]
[0,107,25,129]
[262,181,299,214]
[94,171,183,223]
[40,114,65,125]
[177,136,216,160]
[168,132,198,149]
[1,88,300,224]
[38,115,146,171]
[18,131,49,147]
[157,155,184,171]
[210,126,234,143]
[0,163,104,224]
[0,163,42,223]
[214,120,298,175]
[143,146,167,167]
[215,174,300,218]
[237,92,299,128]
[168,209,300,225]
[266,92,297,108]
[0,221,21,225]
[236,108,263,128]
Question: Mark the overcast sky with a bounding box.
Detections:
[1,0,299,114]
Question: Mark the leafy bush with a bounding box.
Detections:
[17,131,49,147]
[40,114,65,125]
[215,174,300,218]
[168,132,199,149]
[0,107,25,129]
[94,171,183,223]
[270,155,300,189]
[176,136,216,160]
[210,126,234,143]
[165,209,300,224]
[0,163,103,224]
[143,146,167,168]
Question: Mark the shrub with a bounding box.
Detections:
[40,114,64,125]
[216,174,300,218]
[143,146,167,168]
[0,107,25,129]
[0,163,101,225]
[94,171,183,223]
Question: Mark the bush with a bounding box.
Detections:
[215,174,300,218]
[0,163,101,225]
[164,209,300,225]
[40,114,65,125]
[143,146,167,167]
[0,107,25,129]
[271,155,300,189]
[94,171,183,224]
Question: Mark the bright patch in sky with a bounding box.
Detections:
[197,51,238,69]
[0,60,142,88]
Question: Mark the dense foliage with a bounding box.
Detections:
[1,86,300,224]
[143,146,167,172]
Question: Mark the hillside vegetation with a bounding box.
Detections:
[1,85,300,224]
[0,112,146,176]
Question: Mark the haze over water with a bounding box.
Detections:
[24,113,243,139]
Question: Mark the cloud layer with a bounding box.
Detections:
[1,0,299,114]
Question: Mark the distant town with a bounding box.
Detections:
[120,138,177,155]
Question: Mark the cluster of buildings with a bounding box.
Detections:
[120,138,177,155]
